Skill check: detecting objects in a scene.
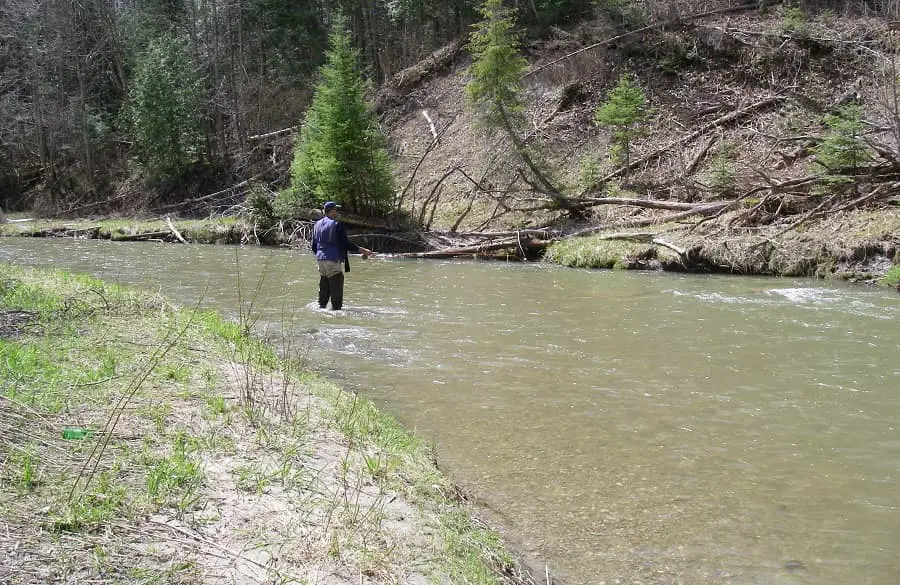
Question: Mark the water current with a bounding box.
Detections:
[2,237,898,585]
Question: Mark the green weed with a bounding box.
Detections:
[146,434,203,510]
[54,471,128,531]
[881,265,900,289]
[206,395,227,415]
[436,509,514,585]
[2,444,40,492]
[233,463,270,494]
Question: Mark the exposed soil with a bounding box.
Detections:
[0,309,38,338]
[376,4,900,280]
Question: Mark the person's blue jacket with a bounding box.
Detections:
[311,216,360,264]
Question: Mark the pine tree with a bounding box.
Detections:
[278,20,395,218]
[812,104,871,184]
[465,0,529,129]
[125,36,205,184]
[594,73,649,172]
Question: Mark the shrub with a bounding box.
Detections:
[706,141,738,197]
[882,265,900,289]
[780,6,808,36]
[594,73,649,171]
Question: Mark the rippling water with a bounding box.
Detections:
[2,237,898,585]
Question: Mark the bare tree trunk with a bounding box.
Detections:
[78,63,94,189]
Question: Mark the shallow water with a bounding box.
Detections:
[2,238,898,585]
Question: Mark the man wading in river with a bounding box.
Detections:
[311,201,374,311]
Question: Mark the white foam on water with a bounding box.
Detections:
[766,287,838,304]
[303,302,407,318]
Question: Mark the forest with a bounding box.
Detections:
[0,0,596,215]
[2,0,899,272]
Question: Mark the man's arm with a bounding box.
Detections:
[310,221,319,253]
[336,223,373,257]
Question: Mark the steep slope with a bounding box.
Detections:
[377,3,899,281]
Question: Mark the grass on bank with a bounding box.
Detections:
[0,216,258,245]
[882,265,900,289]
[0,262,526,584]
[544,231,680,270]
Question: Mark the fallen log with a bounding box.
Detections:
[578,197,701,211]
[112,231,170,242]
[165,217,189,244]
[391,239,522,259]
[580,231,687,256]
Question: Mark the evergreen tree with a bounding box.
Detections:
[125,36,205,184]
[812,104,871,184]
[465,0,528,129]
[594,73,649,171]
[465,0,577,213]
[279,20,395,217]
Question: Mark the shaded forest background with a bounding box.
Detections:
[0,0,575,215]
[1,0,899,222]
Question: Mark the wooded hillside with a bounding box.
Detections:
[1,0,899,231]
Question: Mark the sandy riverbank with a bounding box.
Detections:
[0,263,542,585]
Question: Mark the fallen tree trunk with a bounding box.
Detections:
[112,231,170,241]
[577,197,702,211]
[165,217,189,244]
[392,238,522,259]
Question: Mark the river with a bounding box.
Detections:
[2,237,898,585]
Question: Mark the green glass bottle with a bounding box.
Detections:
[61,428,94,440]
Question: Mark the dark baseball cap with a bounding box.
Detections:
[323,201,341,211]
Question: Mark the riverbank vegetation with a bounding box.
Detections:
[0,263,536,584]
[1,1,898,282]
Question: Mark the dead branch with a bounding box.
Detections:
[247,126,296,141]
[571,231,686,256]
[396,114,457,212]
[452,228,561,239]
[393,238,520,258]
[524,2,760,79]
[164,217,188,244]
[684,138,717,177]
[497,104,579,214]
[155,177,255,212]
[588,96,786,189]
[578,197,702,211]
[422,110,438,141]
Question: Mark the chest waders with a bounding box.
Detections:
[319,269,344,310]
[318,221,345,310]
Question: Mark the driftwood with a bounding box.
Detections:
[165,217,189,244]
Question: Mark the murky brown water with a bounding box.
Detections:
[3,238,898,585]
